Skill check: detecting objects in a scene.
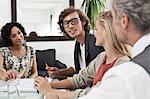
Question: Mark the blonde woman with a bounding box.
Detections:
[34,11,132,99]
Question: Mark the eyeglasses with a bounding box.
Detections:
[63,18,79,28]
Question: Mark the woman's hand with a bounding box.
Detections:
[45,94,59,99]
[34,76,52,94]
[0,69,17,80]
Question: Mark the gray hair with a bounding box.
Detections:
[113,0,150,34]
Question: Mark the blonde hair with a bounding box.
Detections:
[97,11,131,57]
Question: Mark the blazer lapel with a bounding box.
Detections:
[85,32,89,63]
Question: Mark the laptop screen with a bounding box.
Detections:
[36,49,56,70]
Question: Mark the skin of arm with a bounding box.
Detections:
[58,67,76,77]
[45,94,59,99]
[50,79,73,90]
[46,65,76,78]
[0,52,4,70]
[30,54,38,78]
[0,52,17,80]
[45,89,74,99]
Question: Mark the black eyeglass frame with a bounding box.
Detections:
[63,18,79,28]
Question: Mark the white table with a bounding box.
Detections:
[0,79,45,99]
[0,91,43,99]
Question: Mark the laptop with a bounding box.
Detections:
[36,49,56,76]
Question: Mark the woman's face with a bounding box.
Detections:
[10,26,24,46]
[94,21,105,46]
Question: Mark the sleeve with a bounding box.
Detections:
[68,55,100,90]
[72,87,91,99]
[72,79,101,99]
[79,75,130,99]
[79,62,150,99]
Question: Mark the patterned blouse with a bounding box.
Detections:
[0,46,35,78]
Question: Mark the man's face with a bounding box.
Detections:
[63,12,84,38]
[112,4,127,43]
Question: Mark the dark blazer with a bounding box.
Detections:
[74,32,104,73]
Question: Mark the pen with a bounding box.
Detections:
[37,90,39,94]
[34,76,39,94]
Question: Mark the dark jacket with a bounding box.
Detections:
[74,32,104,73]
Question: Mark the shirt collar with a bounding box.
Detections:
[132,33,150,57]
[80,43,85,48]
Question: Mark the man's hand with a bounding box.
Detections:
[45,63,62,78]
[45,63,75,78]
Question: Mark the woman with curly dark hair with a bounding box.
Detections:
[0,22,37,80]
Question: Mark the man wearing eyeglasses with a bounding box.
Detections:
[45,6,104,78]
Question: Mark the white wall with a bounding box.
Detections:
[0,0,11,31]
[27,41,75,68]
[105,0,113,11]
[17,0,84,36]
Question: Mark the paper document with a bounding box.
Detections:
[18,79,36,92]
[0,78,52,92]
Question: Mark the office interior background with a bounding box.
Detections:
[0,0,111,68]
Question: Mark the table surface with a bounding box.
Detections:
[0,79,44,99]
[0,78,58,99]
[0,91,44,99]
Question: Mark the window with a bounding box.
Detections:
[11,0,83,41]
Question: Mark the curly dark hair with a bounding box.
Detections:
[58,6,90,36]
[1,22,26,46]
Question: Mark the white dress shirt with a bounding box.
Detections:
[78,44,86,70]
[79,33,150,99]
